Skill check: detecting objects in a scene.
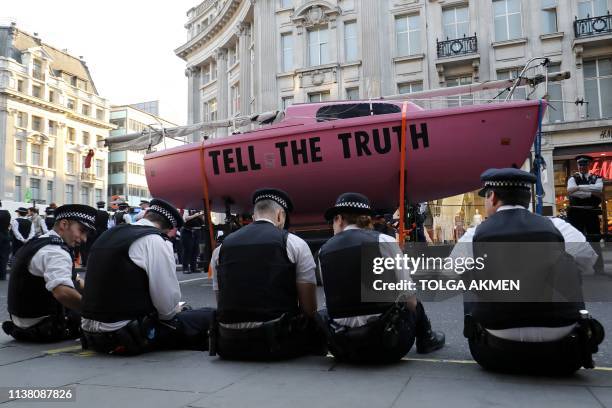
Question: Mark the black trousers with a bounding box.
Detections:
[2,310,81,343]
[181,229,200,272]
[568,207,603,272]
[11,239,24,256]
[83,308,215,355]
[0,232,10,280]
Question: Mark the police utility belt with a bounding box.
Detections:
[82,314,159,355]
[463,314,605,369]
[209,313,305,356]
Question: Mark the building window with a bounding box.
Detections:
[109,184,124,196]
[395,14,421,57]
[443,6,469,40]
[81,187,90,205]
[493,0,522,41]
[540,0,558,34]
[66,184,74,204]
[128,162,145,175]
[344,21,358,62]
[211,60,217,81]
[31,178,40,201]
[17,80,24,93]
[47,181,53,204]
[547,63,564,123]
[228,43,238,66]
[96,109,104,120]
[67,127,76,142]
[95,159,104,177]
[67,153,75,173]
[47,147,54,169]
[109,162,125,174]
[17,112,27,128]
[230,82,240,116]
[308,27,330,66]
[15,176,21,201]
[282,96,294,110]
[67,98,76,110]
[446,76,474,107]
[31,144,42,166]
[48,90,55,103]
[280,0,292,8]
[32,116,42,131]
[82,131,90,146]
[584,58,612,119]
[309,91,331,103]
[32,59,43,80]
[97,135,105,148]
[398,82,424,94]
[15,140,24,162]
[204,99,217,122]
[95,188,103,203]
[32,85,42,98]
[497,69,527,99]
[202,63,211,84]
[346,87,360,100]
[281,33,293,72]
[48,120,57,136]
[578,0,608,19]
[82,104,90,116]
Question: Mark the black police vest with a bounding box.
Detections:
[217,221,298,324]
[81,224,162,323]
[113,211,127,225]
[95,210,109,234]
[184,216,203,229]
[319,228,396,319]
[468,209,583,329]
[0,209,10,232]
[14,218,31,241]
[7,236,71,318]
[569,173,602,208]
[44,216,55,231]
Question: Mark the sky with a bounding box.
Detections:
[2,0,195,125]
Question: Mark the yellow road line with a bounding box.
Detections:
[402,357,612,371]
[44,345,82,355]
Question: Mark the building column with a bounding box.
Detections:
[237,22,252,118]
[0,101,9,200]
[215,48,229,138]
[253,0,278,111]
[360,0,383,98]
[186,66,202,142]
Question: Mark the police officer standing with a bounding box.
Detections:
[10,207,34,255]
[81,198,214,355]
[182,210,205,274]
[2,205,96,342]
[0,201,10,280]
[28,207,48,237]
[567,155,604,274]
[210,188,323,360]
[317,193,445,363]
[111,202,131,227]
[134,199,150,221]
[81,201,109,267]
[44,207,55,231]
[453,168,604,374]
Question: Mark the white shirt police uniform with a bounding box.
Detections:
[210,217,316,328]
[450,205,597,342]
[11,230,74,329]
[317,224,416,328]
[81,218,182,332]
[10,216,35,243]
[567,173,603,202]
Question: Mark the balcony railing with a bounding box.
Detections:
[574,12,612,38]
[437,34,478,59]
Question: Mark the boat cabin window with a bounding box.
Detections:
[316,103,401,122]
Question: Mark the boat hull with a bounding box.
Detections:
[145,100,544,227]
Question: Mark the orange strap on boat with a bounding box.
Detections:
[398,102,409,245]
[199,142,216,279]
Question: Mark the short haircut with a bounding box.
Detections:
[29,207,39,214]
[144,211,173,230]
[254,199,283,219]
[339,213,373,229]
[490,188,531,208]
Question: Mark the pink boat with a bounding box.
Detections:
[144,99,545,227]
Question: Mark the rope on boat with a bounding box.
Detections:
[398,102,409,245]
[199,142,216,278]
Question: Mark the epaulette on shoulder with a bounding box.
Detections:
[49,236,64,245]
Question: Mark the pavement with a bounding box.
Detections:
[0,268,612,407]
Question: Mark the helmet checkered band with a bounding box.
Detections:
[336,201,371,210]
[484,181,532,189]
[255,194,287,209]
[56,212,96,224]
[149,205,177,228]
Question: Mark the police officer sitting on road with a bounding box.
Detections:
[454,168,605,374]
[2,205,95,342]
[317,193,445,364]
[567,155,604,274]
[81,198,214,355]
[10,207,34,255]
[210,188,323,360]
